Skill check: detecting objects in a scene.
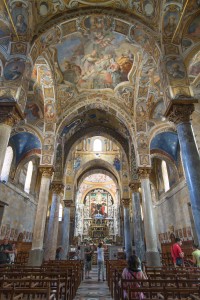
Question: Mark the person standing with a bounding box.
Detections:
[191,244,200,267]
[171,238,184,267]
[84,242,93,279]
[0,238,13,264]
[97,242,105,282]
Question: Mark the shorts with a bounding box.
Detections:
[85,259,92,271]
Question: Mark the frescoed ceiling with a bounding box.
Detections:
[0,0,199,173]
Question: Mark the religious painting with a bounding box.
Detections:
[129,26,149,47]
[188,15,200,38]
[40,26,61,48]
[10,42,27,55]
[43,87,54,98]
[25,100,42,122]
[84,189,113,218]
[137,136,148,149]
[73,155,81,170]
[139,155,150,166]
[152,100,165,120]
[113,156,121,171]
[166,59,186,79]
[56,15,135,90]
[44,101,56,121]
[39,2,49,16]
[4,60,25,81]
[143,0,155,17]
[189,60,200,77]
[12,6,28,34]
[117,86,134,107]
[42,155,52,164]
[163,10,179,37]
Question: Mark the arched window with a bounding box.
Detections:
[93,138,102,152]
[1,146,13,182]
[59,204,63,221]
[24,161,33,193]
[161,160,170,192]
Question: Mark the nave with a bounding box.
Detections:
[74,266,112,300]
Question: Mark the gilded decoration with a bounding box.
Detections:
[39,166,54,178]
[63,199,73,208]
[137,167,151,179]
[0,104,23,126]
[129,181,141,192]
[51,182,64,194]
[122,198,130,208]
[166,104,195,125]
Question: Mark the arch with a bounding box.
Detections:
[78,168,119,189]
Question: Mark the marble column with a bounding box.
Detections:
[44,182,64,261]
[61,200,72,259]
[28,166,54,266]
[167,104,200,245]
[122,198,132,259]
[138,168,160,266]
[129,181,146,262]
[0,105,21,175]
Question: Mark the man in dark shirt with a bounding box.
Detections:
[0,238,13,264]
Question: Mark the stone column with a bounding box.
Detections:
[167,104,200,245]
[138,168,160,266]
[0,104,22,175]
[44,182,64,261]
[129,181,146,262]
[61,200,72,259]
[29,166,54,266]
[122,198,132,259]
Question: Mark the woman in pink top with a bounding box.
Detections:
[121,255,147,299]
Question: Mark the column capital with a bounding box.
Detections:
[63,199,73,208]
[165,103,195,125]
[39,166,54,178]
[129,181,141,192]
[137,167,151,179]
[51,182,64,194]
[122,198,130,208]
[0,102,23,126]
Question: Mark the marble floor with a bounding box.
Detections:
[74,266,113,300]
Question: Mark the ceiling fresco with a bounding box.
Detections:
[0,0,199,175]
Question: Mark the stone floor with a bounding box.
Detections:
[74,266,113,300]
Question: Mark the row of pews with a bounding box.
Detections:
[0,259,84,300]
[106,260,200,300]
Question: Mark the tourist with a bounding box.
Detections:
[0,238,13,264]
[84,242,93,279]
[171,238,184,267]
[97,242,105,281]
[191,244,200,267]
[120,255,146,299]
[55,246,63,260]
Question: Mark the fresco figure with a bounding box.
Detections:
[167,62,185,79]
[25,103,41,121]
[74,155,81,170]
[4,61,24,81]
[113,156,121,171]
[188,15,200,37]
[15,14,27,34]
[44,103,55,120]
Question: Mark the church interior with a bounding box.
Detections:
[0,0,200,298]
